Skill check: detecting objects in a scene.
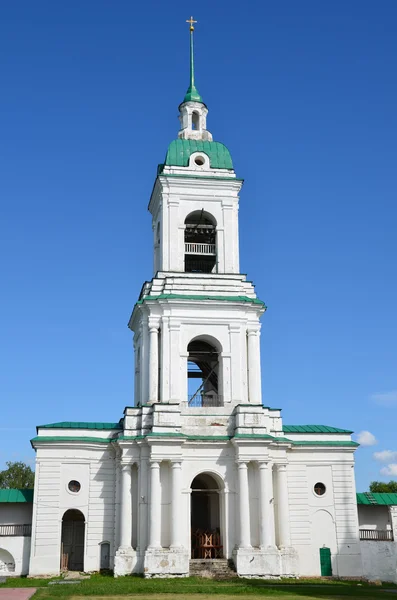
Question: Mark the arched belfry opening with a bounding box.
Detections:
[184,210,216,273]
[192,111,200,130]
[191,473,223,559]
[61,509,85,572]
[187,339,222,407]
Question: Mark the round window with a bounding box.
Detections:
[314,482,326,496]
[68,480,81,493]
[194,156,205,166]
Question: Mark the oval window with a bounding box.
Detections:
[68,480,81,493]
[194,156,205,166]
[314,482,326,496]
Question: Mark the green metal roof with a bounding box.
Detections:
[283,425,353,434]
[163,140,233,170]
[0,489,34,503]
[37,421,122,430]
[357,492,397,506]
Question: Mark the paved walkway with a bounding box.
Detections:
[0,590,37,599]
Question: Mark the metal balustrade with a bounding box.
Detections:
[188,394,224,407]
[185,242,216,255]
[359,529,394,541]
[0,523,32,537]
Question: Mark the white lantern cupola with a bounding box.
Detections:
[178,17,212,142]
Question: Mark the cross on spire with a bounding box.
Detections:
[186,16,197,31]
[182,16,203,105]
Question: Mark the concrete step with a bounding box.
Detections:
[189,559,236,579]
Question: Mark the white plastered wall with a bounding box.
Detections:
[29,445,116,576]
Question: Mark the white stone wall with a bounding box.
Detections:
[29,445,116,576]
[361,541,397,583]
[286,452,362,577]
[0,503,32,576]
[0,536,31,576]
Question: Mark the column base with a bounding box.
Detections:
[280,546,299,577]
[232,546,282,578]
[143,547,189,578]
[114,546,138,577]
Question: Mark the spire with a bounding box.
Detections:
[183,16,204,104]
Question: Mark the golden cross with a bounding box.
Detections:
[186,16,197,31]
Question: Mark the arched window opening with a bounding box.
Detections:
[187,340,222,407]
[192,111,200,130]
[184,210,216,273]
[61,509,85,572]
[191,473,222,559]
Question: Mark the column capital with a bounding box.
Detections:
[276,462,288,472]
[149,325,159,333]
[247,327,260,337]
[120,463,132,472]
[236,460,248,468]
[258,460,272,470]
[171,460,182,468]
[149,460,161,469]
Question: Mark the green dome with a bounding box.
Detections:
[163,139,233,170]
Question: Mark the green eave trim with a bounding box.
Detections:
[0,489,34,503]
[291,440,359,447]
[283,425,354,434]
[136,294,266,308]
[37,421,122,431]
[164,140,233,170]
[31,436,114,445]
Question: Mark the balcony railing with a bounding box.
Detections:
[359,529,394,541]
[0,523,32,537]
[188,394,224,407]
[185,242,216,256]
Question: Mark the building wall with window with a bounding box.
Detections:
[0,491,33,576]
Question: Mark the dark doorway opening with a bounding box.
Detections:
[191,473,222,559]
[61,509,85,571]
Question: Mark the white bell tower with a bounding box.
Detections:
[129,18,266,413]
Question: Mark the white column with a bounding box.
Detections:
[138,451,149,553]
[169,321,180,402]
[277,463,291,547]
[149,324,159,404]
[247,329,262,404]
[160,317,170,403]
[258,462,275,548]
[119,464,132,548]
[237,461,251,548]
[170,461,182,548]
[148,460,161,548]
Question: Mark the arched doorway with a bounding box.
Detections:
[191,473,223,559]
[61,509,85,571]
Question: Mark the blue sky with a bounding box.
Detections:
[1,1,396,491]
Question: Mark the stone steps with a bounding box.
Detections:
[189,559,236,579]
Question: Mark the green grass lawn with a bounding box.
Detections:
[1,575,396,599]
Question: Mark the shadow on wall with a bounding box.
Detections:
[90,449,118,572]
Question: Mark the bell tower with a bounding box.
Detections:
[129,18,266,413]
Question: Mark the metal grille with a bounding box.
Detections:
[188,394,223,407]
[185,242,216,255]
[0,523,32,537]
[359,529,394,541]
